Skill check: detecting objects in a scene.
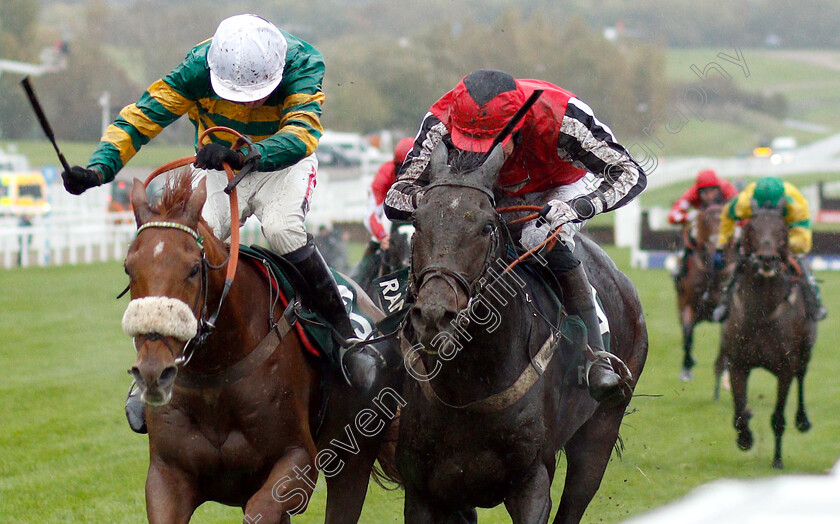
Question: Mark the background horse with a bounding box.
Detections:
[124,170,400,523]
[395,145,648,523]
[351,222,413,308]
[675,204,732,380]
[714,204,816,469]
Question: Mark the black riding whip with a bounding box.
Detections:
[20,76,73,174]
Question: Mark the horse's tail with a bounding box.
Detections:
[371,408,403,489]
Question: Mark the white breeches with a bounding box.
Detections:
[497,173,597,250]
[200,154,318,255]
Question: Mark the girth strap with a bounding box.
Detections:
[401,332,557,413]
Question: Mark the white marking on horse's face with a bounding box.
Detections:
[153,241,165,258]
[450,196,461,209]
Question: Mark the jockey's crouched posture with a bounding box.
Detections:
[713,176,828,322]
[384,69,647,403]
[668,169,738,282]
[59,15,382,433]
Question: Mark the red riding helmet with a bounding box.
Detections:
[696,169,721,189]
[448,69,526,152]
[394,137,414,165]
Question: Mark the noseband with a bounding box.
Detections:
[132,221,228,366]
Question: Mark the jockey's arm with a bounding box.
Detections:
[785,185,813,254]
[717,192,751,248]
[384,113,441,221]
[365,191,388,241]
[548,98,647,225]
[668,192,693,225]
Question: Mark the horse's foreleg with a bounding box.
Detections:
[503,462,552,524]
[713,351,728,401]
[679,307,696,381]
[729,365,753,451]
[795,372,812,432]
[243,446,316,524]
[771,373,794,469]
[145,460,199,524]
[322,444,380,524]
[555,407,624,524]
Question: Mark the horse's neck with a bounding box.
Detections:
[426,280,538,401]
[189,239,269,373]
[740,271,790,311]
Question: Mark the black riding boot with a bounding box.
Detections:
[798,259,828,321]
[713,271,738,322]
[548,245,622,402]
[285,237,383,393]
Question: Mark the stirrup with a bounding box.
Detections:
[125,380,147,434]
[338,337,387,391]
[583,348,633,404]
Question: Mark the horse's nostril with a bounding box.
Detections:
[129,366,146,388]
[159,365,178,387]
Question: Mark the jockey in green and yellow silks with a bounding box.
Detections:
[712,177,827,322]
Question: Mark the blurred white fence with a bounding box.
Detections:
[0,168,370,269]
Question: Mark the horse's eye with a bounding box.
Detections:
[481,222,494,236]
[188,264,200,278]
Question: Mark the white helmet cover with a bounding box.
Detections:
[208,14,287,102]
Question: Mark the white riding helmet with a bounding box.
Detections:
[207,14,287,102]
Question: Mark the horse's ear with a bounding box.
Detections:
[185,177,207,224]
[428,141,449,183]
[776,196,787,212]
[749,198,759,214]
[477,144,505,188]
[131,178,153,226]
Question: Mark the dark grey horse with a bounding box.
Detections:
[350,223,413,309]
[715,204,816,469]
[395,144,648,523]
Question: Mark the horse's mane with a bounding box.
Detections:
[154,168,197,217]
[447,149,486,177]
[151,167,213,236]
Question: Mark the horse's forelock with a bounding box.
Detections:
[158,168,199,217]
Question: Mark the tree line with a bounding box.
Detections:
[2,0,806,145]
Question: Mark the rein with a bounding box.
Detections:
[408,188,566,412]
[133,126,250,366]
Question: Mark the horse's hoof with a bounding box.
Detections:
[737,431,753,451]
[679,369,693,382]
[796,414,812,433]
[772,459,784,469]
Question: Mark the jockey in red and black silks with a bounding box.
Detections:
[385,69,647,403]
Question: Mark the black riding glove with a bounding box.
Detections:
[195,143,246,171]
[62,166,103,195]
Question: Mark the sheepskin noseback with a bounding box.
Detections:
[122,296,198,341]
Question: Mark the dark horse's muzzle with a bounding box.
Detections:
[411,269,471,350]
[751,253,783,277]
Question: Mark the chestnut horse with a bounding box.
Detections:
[396,144,648,523]
[674,205,732,380]
[714,205,816,469]
[123,170,401,523]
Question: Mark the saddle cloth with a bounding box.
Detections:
[240,245,377,358]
